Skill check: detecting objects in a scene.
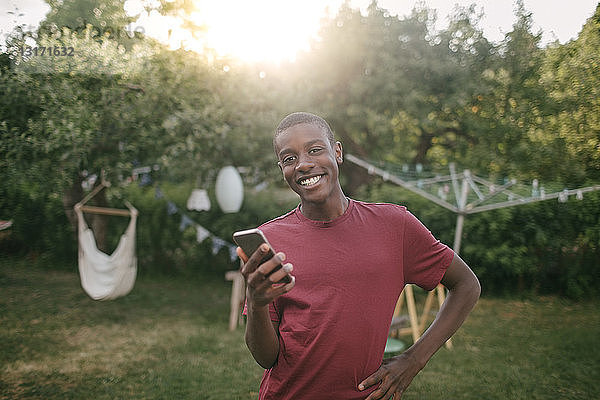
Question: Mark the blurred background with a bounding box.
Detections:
[1,0,599,296]
[1,1,599,399]
[2,0,600,297]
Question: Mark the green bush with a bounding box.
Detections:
[0,178,76,263]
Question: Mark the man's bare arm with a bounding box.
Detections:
[245,304,281,369]
[359,253,480,399]
[238,245,295,369]
[407,253,481,365]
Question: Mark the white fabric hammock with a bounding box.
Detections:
[75,205,138,301]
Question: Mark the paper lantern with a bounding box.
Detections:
[187,189,211,211]
[215,166,244,213]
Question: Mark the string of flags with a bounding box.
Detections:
[155,186,239,263]
[130,164,245,263]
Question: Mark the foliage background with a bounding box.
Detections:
[1,0,599,298]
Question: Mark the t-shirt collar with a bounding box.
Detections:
[294,198,354,228]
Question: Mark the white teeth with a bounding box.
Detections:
[300,176,322,186]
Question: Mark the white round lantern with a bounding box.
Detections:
[215,166,244,213]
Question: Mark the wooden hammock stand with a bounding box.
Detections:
[75,178,136,218]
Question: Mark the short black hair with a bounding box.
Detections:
[273,112,335,152]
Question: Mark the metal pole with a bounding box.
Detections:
[453,176,469,254]
[440,174,469,349]
[453,213,465,254]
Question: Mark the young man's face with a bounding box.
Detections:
[275,123,343,205]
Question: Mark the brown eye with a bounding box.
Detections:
[282,155,296,165]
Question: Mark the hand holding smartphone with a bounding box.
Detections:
[233,228,292,284]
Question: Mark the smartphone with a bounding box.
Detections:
[233,228,291,283]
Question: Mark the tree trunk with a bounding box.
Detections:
[89,188,109,254]
[341,161,372,197]
[337,130,373,196]
[413,131,434,165]
[62,175,83,234]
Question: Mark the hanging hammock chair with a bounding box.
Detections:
[74,181,139,301]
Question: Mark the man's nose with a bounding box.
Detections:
[295,154,315,172]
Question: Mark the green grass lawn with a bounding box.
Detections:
[1,257,599,399]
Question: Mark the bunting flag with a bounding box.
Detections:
[153,184,238,264]
[212,237,227,255]
[179,215,194,232]
[139,173,152,187]
[196,225,210,243]
[167,201,178,215]
[229,245,239,262]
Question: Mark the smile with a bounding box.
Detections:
[299,175,322,187]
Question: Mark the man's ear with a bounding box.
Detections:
[277,161,283,173]
[335,141,343,164]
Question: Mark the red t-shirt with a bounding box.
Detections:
[250,199,454,399]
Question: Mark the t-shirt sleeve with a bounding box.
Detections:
[402,211,454,291]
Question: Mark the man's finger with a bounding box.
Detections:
[364,376,395,400]
[236,247,248,263]
[249,254,286,289]
[241,243,270,276]
[266,274,295,298]
[256,252,286,276]
[386,383,404,400]
[283,275,295,291]
[247,268,267,288]
[364,387,386,400]
[358,369,383,391]
[268,263,293,283]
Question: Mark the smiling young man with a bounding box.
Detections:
[238,112,480,400]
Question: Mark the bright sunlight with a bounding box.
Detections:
[121,0,599,63]
[126,0,341,63]
[190,0,332,63]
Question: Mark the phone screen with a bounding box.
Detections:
[233,228,291,283]
[233,229,275,264]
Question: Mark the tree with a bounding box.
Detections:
[40,0,133,39]
[1,0,291,253]
[288,2,497,192]
[537,4,600,184]
[2,7,224,252]
[465,0,546,180]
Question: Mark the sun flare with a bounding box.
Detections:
[125,0,341,63]
[190,0,332,63]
